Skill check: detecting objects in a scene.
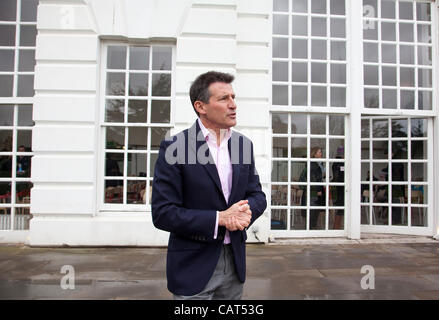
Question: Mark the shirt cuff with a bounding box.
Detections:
[214,211,219,239]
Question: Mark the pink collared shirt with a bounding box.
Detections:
[197,118,232,244]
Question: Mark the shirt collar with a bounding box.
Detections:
[197,118,232,145]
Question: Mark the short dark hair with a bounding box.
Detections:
[189,71,235,116]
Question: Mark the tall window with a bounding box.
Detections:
[363,0,433,110]
[272,0,347,108]
[100,44,173,209]
[0,0,37,230]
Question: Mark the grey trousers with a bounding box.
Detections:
[173,244,244,300]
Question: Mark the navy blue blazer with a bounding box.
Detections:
[151,120,267,296]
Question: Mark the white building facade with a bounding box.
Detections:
[0,0,438,246]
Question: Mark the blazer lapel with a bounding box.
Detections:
[193,121,224,199]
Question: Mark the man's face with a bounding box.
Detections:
[198,82,237,129]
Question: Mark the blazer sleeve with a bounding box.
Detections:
[245,142,267,227]
[151,139,217,239]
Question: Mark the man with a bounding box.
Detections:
[151,71,266,299]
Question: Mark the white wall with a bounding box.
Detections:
[30,0,271,246]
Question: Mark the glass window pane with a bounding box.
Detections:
[17,75,34,97]
[291,161,307,182]
[381,44,396,63]
[292,0,307,13]
[418,91,432,111]
[411,119,427,137]
[291,39,307,59]
[373,141,388,159]
[361,119,370,138]
[0,105,14,126]
[107,46,126,69]
[418,69,432,88]
[16,182,32,204]
[411,207,427,227]
[310,139,326,158]
[128,100,147,123]
[417,46,432,66]
[0,50,14,71]
[18,49,35,72]
[129,73,148,96]
[400,45,414,64]
[416,3,431,21]
[417,25,431,44]
[150,153,158,176]
[106,73,125,96]
[311,86,326,106]
[400,67,414,87]
[0,25,16,46]
[330,18,345,38]
[291,62,307,82]
[291,114,307,134]
[272,184,288,206]
[364,65,378,85]
[362,142,370,159]
[381,0,395,19]
[127,154,147,177]
[364,42,378,63]
[273,61,288,82]
[271,209,287,230]
[329,139,344,159]
[411,163,427,182]
[272,137,288,157]
[106,127,125,149]
[127,180,147,204]
[292,15,307,36]
[309,209,325,229]
[311,63,326,83]
[16,155,31,177]
[151,127,168,150]
[312,40,326,60]
[273,14,288,35]
[373,119,388,138]
[21,0,38,22]
[363,20,378,40]
[391,119,407,138]
[128,127,148,150]
[330,64,346,84]
[330,87,345,107]
[151,100,170,124]
[382,66,396,86]
[329,115,344,135]
[330,0,345,15]
[152,47,172,71]
[272,113,288,134]
[18,105,33,126]
[400,90,414,109]
[274,0,289,12]
[291,137,307,158]
[312,17,326,37]
[399,1,413,20]
[382,89,397,109]
[364,89,379,108]
[290,208,306,230]
[331,41,346,61]
[0,157,12,178]
[17,130,32,151]
[411,141,427,160]
[391,162,407,182]
[105,99,124,123]
[381,22,395,41]
[129,46,150,70]
[399,23,413,42]
[273,38,288,58]
[273,85,288,105]
[0,0,17,21]
[105,180,123,203]
[272,161,288,182]
[152,74,171,96]
[19,25,37,46]
[291,86,307,106]
[311,0,326,14]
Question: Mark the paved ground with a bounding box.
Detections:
[0,235,438,300]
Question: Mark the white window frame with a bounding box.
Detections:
[97,41,175,214]
[0,0,36,232]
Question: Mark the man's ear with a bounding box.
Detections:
[194,101,206,115]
